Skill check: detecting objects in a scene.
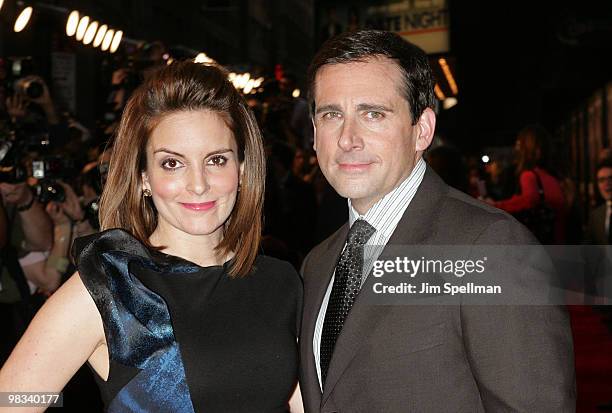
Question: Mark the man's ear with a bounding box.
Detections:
[415,107,436,152]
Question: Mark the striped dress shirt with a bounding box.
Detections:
[312,157,427,390]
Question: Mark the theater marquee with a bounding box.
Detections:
[364,0,449,54]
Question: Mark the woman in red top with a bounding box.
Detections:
[493,125,567,244]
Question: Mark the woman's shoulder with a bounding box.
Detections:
[525,167,560,182]
[249,256,303,320]
[253,255,299,275]
[71,228,159,296]
[528,168,564,192]
[71,228,147,267]
[251,255,302,289]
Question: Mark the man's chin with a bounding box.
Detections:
[333,185,374,202]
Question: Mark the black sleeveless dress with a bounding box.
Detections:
[72,229,302,413]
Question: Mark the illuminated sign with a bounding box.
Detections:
[365,0,449,54]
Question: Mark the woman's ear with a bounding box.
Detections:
[141,171,150,192]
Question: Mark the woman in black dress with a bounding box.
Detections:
[0,61,303,412]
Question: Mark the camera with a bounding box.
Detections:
[2,56,37,99]
[0,127,51,182]
[0,137,29,183]
[15,77,44,99]
[0,129,75,203]
[34,178,65,203]
[31,157,77,204]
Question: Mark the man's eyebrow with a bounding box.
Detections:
[315,103,394,115]
[315,104,342,115]
[153,148,234,157]
[356,103,393,113]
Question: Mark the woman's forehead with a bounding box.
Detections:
[147,110,237,155]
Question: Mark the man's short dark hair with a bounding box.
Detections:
[307,29,436,125]
[596,157,612,173]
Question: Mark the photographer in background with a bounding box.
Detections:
[0,67,62,364]
[0,178,53,364]
[0,180,53,253]
[22,181,95,292]
[5,75,67,149]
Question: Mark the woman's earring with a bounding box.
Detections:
[143,189,152,197]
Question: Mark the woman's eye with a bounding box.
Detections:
[161,158,183,170]
[207,155,227,166]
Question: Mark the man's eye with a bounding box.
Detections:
[207,155,227,166]
[365,111,384,120]
[322,112,342,120]
[161,158,183,170]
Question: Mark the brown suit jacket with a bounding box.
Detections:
[300,166,575,412]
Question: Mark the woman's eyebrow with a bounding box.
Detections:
[153,148,234,157]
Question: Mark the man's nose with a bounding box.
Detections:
[337,116,363,152]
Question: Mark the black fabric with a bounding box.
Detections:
[319,219,375,385]
[608,207,612,244]
[91,360,139,407]
[73,229,303,413]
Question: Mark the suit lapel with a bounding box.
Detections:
[321,166,448,404]
[301,224,348,408]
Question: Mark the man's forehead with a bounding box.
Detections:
[598,167,612,177]
[315,56,402,82]
[313,57,406,103]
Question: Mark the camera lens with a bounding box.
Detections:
[35,179,66,204]
[25,80,43,99]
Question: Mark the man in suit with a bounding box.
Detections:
[584,158,612,304]
[587,158,612,245]
[585,158,612,413]
[300,29,575,412]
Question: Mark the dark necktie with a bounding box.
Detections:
[320,219,375,386]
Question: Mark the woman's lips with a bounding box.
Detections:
[180,201,216,211]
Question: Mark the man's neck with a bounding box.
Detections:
[349,158,423,217]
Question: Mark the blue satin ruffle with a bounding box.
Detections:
[73,229,199,413]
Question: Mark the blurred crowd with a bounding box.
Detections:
[428,125,612,247]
